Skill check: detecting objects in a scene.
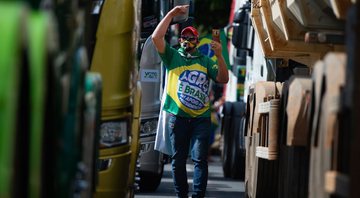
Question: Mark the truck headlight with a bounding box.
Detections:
[140,118,158,137]
[100,120,129,148]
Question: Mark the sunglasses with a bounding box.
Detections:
[180,36,197,42]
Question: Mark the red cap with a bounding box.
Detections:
[181,26,199,38]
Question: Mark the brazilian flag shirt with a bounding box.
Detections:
[159,43,219,118]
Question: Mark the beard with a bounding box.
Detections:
[181,41,196,52]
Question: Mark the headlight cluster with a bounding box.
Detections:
[140,118,158,136]
[100,120,129,148]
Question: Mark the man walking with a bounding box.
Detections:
[152,5,229,198]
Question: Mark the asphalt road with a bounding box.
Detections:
[135,155,245,198]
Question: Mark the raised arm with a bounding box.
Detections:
[211,41,229,83]
[151,5,189,53]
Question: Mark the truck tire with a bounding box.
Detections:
[221,102,234,178]
[230,116,246,179]
[139,163,164,192]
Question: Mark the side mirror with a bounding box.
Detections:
[232,2,252,50]
[139,36,162,113]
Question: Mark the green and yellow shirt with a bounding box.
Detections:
[159,44,219,118]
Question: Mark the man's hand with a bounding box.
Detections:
[169,5,189,17]
[211,40,229,83]
[211,41,222,57]
[152,5,189,53]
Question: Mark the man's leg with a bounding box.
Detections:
[191,117,211,198]
[169,114,191,198]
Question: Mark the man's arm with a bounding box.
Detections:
[152,5,189,53]
[211,41,229,83]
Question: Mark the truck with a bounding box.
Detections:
[86,0,142,197]
[0,0,103,197]
[222,0,360,197]
[0,0,192,197]
[137,35,165,192]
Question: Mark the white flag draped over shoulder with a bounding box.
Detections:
[154,74,173,156]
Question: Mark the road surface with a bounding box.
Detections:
[135,155,245,198]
